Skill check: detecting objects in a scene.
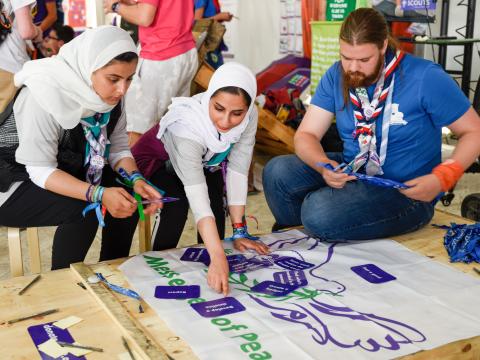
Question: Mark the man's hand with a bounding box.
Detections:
[102,187,137,218]
[133,179,162,215]
[233,239,269,255]
[399,174,442,202]
[318,161,357,189]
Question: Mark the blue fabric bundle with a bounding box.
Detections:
[434,223,480,263]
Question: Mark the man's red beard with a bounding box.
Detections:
[343,56,384,89]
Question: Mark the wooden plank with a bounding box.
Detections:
[70,263,170,360]
[27,228,41,274]
[0,268,128,359]
[193,62,214,90]
[138,216,151,253]
[256,128,281,141]
[400,335,480,359]
[89,262,198,360]
[255,142,292,156]
[255,137,292,155]
[7,228,23,277]
[257,107,295,152]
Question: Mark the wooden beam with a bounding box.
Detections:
[256,128,281,142]
[257,107,295,152]
[193,62,214,90]
[27,228,41,274]
[71,263,170,360]
[255,142,292,156]
[8,228,23,277]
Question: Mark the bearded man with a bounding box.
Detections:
[262,8,480,241]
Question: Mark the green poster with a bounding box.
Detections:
[326,0,356,21]
[310,21,342,94]
[326,0,371,21]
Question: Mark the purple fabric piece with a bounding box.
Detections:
[250,280,298,296]
[191,297,246,318]
[351,264,397,284]
[131,124,170,179]
[155,285,201,299]
[28,323,85,359]
[180,248,211,266]
[274,256,315,270]
[273,270,308,287]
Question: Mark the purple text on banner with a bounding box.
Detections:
[250,281,299,297]
[28,323,85,360]
[180,248,210,266]
[191,297,246,318]
[273,270,308,287]
[274,256,315,270]
[351,264,397,284]
[155,285,200,299]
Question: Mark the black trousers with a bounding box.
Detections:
[114,165,226,251]
[0,168,134,269]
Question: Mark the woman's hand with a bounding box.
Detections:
[399,174,442,202]
[207,254,230,296]
[133,179,163,214]
[102,187,137,218]
[233,239,269,255]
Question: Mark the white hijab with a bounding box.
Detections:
[157,62,257,154]
[14,26,137,129]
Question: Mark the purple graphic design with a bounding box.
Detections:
[180,248,210,266]
[273,270,308,287]
[191,297,246,318]
[247,234,427,354]
[249,295,426,352]
[251,281,299,296]
[28,323,85,359]
[155,285,200,299]
[351,264,397,284]
[268,235,320,251]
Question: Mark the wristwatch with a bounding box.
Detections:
[111,2,120,13]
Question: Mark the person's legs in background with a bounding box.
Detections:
[125,49,198,138]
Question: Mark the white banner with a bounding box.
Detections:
[120,230,480,359]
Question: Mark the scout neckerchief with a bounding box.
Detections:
[348,50,404,176]
[80,112,111,185]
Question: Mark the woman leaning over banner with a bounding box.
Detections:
[117,62,269,295]
[0,26,162,269]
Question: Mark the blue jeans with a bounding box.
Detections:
[262,154,434,241]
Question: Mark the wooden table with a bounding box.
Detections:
[1,210,479,359]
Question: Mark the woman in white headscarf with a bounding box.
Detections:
[0,26,162,269]
[126,62,269,295]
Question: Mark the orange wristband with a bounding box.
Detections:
[431,159,464,192]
